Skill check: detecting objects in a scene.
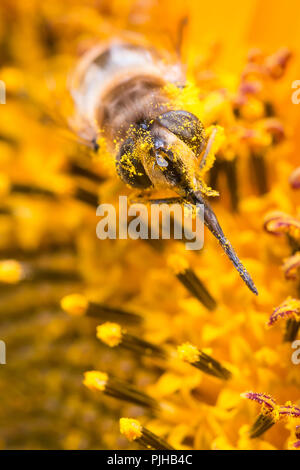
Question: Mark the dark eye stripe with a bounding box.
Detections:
[115,138,152,189]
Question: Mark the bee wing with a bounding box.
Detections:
[31,94,99,152]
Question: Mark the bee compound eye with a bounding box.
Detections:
[156,110,206,156]
[116,138,153,189]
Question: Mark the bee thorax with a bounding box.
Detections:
[98,75,169,143]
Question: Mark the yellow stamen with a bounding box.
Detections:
[60,294,88,316]
[120,418,142,441]
[167,254,188,275]
[83,371,108,392]
[0,260,23,284]
[0,173,11,197]
[96,322,122,347]
[177,342,200,363]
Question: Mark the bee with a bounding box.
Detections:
[69,39,258,295]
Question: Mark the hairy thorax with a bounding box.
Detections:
[70,41,184,148]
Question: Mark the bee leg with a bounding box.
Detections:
[199,126,217,170]
[130,196,184,205]
[128,190,152,203]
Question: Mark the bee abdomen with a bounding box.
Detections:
[70,41,183,145]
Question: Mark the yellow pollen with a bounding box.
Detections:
[271,407,280,422]
[60,294,88,316]
[177,342,200,364]
[0,174,11,197]
[0,260,23,284]
[167,254,188,274]
[120,418,142,441]
[96,322,122,347]
[240,98,265,121]
[83,371,108,392]
[284,298,300,312]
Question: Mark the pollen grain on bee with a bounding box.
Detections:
[95,195,204,250]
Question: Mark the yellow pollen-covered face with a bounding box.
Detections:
[140,127,200,195]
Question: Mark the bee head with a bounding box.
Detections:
[116,110,207,195]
